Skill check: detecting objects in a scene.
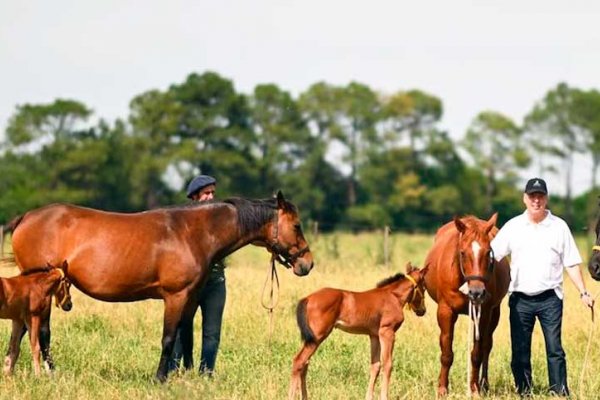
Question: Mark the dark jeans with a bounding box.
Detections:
[169,272,227,374]
[509,290,568,396]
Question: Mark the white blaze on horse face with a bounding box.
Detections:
[471,241,481,270]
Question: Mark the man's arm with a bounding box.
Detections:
[565,265,594,308]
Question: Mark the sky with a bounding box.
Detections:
[1,0,599,195]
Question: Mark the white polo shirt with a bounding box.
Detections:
[491,210,582,299]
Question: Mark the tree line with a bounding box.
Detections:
[1,72,600,231]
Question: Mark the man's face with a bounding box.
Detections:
[192,184,216,202]
[523,192,547,217]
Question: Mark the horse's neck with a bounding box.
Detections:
[32,272,61,297]
[389,280,413,304]
[191,204,268,260]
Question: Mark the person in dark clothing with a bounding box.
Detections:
[169,174,226,376]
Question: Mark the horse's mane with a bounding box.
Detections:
[224,197,297,235]
[376,272,406,288]
[163,196,297,235]
[20,266,53,276]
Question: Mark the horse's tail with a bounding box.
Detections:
[0,215,23,263]
[2,215,24,236]
[296,298,316,344]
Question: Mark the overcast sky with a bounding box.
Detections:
[2,0,599,194]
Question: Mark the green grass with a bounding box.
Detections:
[0,232,599,399]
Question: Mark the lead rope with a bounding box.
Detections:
[261,254,280,345]
[466,300,482,398]
[578,292,597,399]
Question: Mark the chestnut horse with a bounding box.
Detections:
[289,262,427,400]
[1,261,72,375]
[5,191,313,381]
[424,214,510,397]
[587,209,600,281]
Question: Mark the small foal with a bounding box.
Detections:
[0,261,72,375]
[289,262,428,400]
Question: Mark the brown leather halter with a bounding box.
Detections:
[268,209,310,269]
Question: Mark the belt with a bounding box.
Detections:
[511,289,556,301]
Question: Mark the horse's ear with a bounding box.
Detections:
[419,265,429,279]
[405,261,415,273]
[276,190,287,210]
[60,260,68,274]
[454,216,466,234]
[485,212,499,234]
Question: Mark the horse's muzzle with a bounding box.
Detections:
[468,287,487,305]
[293,260,314,276]
[589,259,600,281]
[415,308,426,317]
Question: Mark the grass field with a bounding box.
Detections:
[1,232,600,399]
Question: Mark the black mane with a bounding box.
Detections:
[376,272,406,288]
[224,197,284,236]
[20,266,53,276]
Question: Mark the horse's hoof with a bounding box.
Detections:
[437,387,448,398]
[155,373,168,383]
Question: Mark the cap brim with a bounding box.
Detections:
[525,189,547,195]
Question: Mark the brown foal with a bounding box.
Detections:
[0,261,72,375]
[289,262,427,400]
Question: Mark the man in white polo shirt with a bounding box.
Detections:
[491,178,594,397]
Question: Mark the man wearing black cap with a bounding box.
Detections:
[491,178,594,397]
[170,174,226,376]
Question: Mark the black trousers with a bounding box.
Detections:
[509,290,568,396]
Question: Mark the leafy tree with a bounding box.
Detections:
[168,72,258,197]
[249,84,310,192]
[5,99,92,147]
[524,83,586,222]
[570,88,600,188]
[381,89,443,160]
[463,111,529,213]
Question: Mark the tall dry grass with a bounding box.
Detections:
[0,232,598,399]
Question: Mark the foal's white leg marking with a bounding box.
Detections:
[3,356,12,375]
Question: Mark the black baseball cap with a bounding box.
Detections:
[524,178,548,195]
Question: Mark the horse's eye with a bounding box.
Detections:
[294,224,301,232]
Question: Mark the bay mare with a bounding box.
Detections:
[423,214,510,396]
[4,191,313,381]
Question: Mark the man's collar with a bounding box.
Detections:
[523,209,552,226]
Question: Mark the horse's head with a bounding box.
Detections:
[405,262,427,316]
[52,260,73,312]
[454,213,498,305]
[269,191,314,276]
[589,212,600,281]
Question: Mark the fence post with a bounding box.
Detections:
[312,221,319,242]
[383,225,390,268]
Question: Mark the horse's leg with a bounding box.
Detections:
[156,293,190,382]
[437,304,458,397]
[28,315,42,376]
[365,335,381,400]
[39,306,55,372]
[180,299,199,370]
[479,306,500,392]
[289,340,321,400]
[3,320,25,375]
[469,310,492,396]
[379,328,396,400]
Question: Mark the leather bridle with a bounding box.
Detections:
[267,208,310,269]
